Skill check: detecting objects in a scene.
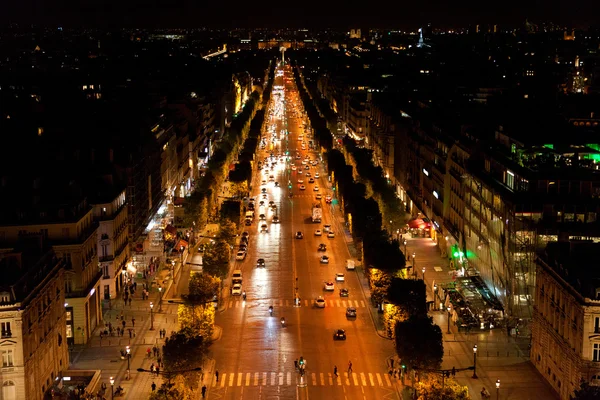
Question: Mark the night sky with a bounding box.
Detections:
[2,0,599,29]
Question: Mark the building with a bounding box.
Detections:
[532,241,600,399]
[90,184,129,303]
[0,244,68,400]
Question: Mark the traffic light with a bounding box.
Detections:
[401,364,406,370]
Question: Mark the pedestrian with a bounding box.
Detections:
[481,387,490,399]
[131,318,135,327]
[147,347,151,358]
[150,363,155,373]
[128,328,132,338]
[128,297,132,306]
[294,359,298,369]
[348,361,352,374]
[151,381,156,391]
[122,320,126,329]
[157,357,162,368]
[202,385,207,398]
[334,365,338,377]
[99,331,103,341]
[133,282,137,291]
[120,311,124,321]
[215,370,219,382]
[116,327,121,337]
[153,346,158,357]
[155,366,160,376]
[133,328,136,337]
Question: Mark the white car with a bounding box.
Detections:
[299,185,306,190]
[260,223,268,232]
[236,251,247,260]
[320,255,330,264]
[324,282,335,291]
[313,186,319,191]
[315,296,326,308]
[298,170,303,175]
[315,172,320,178]
[327,231,335,238]
[272,216,280,223]
[297,179,304,184]
[314,229,322,236]
[335,273,345,282]
[292,166,297,170]
[324,224,331,232]
[232,284,243,296]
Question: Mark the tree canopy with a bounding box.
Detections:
[414,376,471,400]
[202,241,230,278]
[394,315,443,370]
[572,380,600,400]
[187,273,220,305]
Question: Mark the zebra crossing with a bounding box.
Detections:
[226,298,367,309]
[212,371,397,388]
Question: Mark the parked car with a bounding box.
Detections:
[333,329,346,340]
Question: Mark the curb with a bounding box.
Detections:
[212,325,223,342]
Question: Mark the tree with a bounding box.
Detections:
[387,278,427,319]
[202,240,230,278]
[394,315,443,370]
[573,379,600,399]
[414,375,471,400]
[149,374,195,400]
[188,273,221,305]
[217,219,238,246]
[368,268,392,305]
[162,332,207,375]
[178,303,215,340]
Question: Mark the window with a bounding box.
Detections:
[1,322,11,338]
[102,265,109,277]
[595,317,600,334]
[65,325,73,338]
[593,343,600,362]
[2,350,14,367]
[101,244,108,257]
[506,170,515,190]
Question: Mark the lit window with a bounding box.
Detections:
[593,343,600,361]
[2,349,13,367]
[506,170,515,190]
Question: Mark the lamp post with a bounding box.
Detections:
[433,284,438,304]
[412,253,417,278]
[422,267,426,281]
[472,345,478,379]
[150,302,154,330]
[447,306,452,334]
[158,287,163,312]
[403,239,407,254]
[126,345,131,379]
[110,376,114,400]
[496,379,500,399]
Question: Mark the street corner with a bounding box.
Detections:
[212,325,223,341]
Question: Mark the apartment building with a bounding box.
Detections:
[0,244,69,400]
[533,241,600,399]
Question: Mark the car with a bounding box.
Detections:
[259,214,266,220]
[269,201,275,207]
[315,173,320,178]
[316,194,322,200]
[313,186,319,192]
[257,258,265,268]
[305,165,310,170]
[299,185,306,190]
[260,224,268,232]
[340,288,349,297]
[259,201,265,206]
[327,231,335,238]
[315,296,326,308]
[261,188,267,193]
[320,255,330,264]
[244,219,252,226]
[236,251,247,260]
[241,236,249,245]
[295,231,304,239]
[346,307,357,318]
[291,166,297,170]
[238,244,248,252]
[274,182,280,187]
[309,178,315,183]
[301,160,307,165]
[262,194,268,199]
[261,180,267,185]
[298,170,303,175]
[242,231,249,237]
[324,281,335,291]
[323,224,331,232]
[335,273,345,282]
[346,260,355,270]
[305,172,311,177]
[333,329,347,340]
[325,195,332,203]
[232,283,243,296]
[297,179,304,184]
[318,243,327,251]
[314,229,322,236]
[272,216,280,223]
[269,175,275,181]
[247,204,255,211]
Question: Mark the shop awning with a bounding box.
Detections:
[176,239,189,250]
[407,218,431,229]
[165,225,177,235]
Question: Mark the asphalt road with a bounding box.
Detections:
[209,64,398,400]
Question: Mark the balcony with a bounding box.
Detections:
[1,330,12,338]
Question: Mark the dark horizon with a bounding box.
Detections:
[2,0,599,30]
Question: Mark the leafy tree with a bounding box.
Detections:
[188,273,220,305]
[387,278,427,319]
[217,219,238,245]
[228,180,249,199]
[162,332,207,375]
[178,303,215,340]
[572,379,600,399]
[368,268,392,305]
[414,375,471,400]
[395,315,443,370]
[363,232,406,274]
[202,240,230,278]
[149,374,195,400]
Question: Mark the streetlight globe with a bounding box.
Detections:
[126,345,130,354]
[150,302,154,310]
[447,306,451,313]
[159,287,162,293]
[473,344,477,354]
[496,379,500,389]
[412,252,416,259]
[422,267,425,274]
[110,377,114,386]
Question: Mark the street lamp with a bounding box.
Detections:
[496,379,500,399]
[403,239,407,253]
[126,346,131,380]
[433,284,438,304]
[110,377,114,400]
[422,267,426,281]
[447,306,452,334]
[150,302,154,330]
[472,345,478,379]
[412,253,417,278]
[158,287,163,312]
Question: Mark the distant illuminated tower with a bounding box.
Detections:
[280,46,286,64]
[417,28,424,48]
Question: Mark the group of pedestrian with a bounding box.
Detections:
[158,328,167,338]
[149,362,161,376]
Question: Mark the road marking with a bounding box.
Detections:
[368,373,375,386]
[262,372,267,386]
[352,373,359,386]
[311,373,317,385]
[360,300,366,307]
[228,301,233,308]
[235,301,240,308]
[237,373,243,386]
[287,372,292,385]
[360,373,367,386]
[227,373,233,388]
[279,372,284,385]
[254,372,259,386]
[342,300,347,307]
[285,299,289,306]
[336,300,340,307]
[328,373,333,385]
[320,372,325,385]
[344,372,350,386]
[377,373,383,386]
[270,372,276,386]
[384,373,392,387]
[304,300,308,306]
[246,373,251,386]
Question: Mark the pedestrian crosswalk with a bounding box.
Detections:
[226,299,367,309]
[212,371,397,388]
